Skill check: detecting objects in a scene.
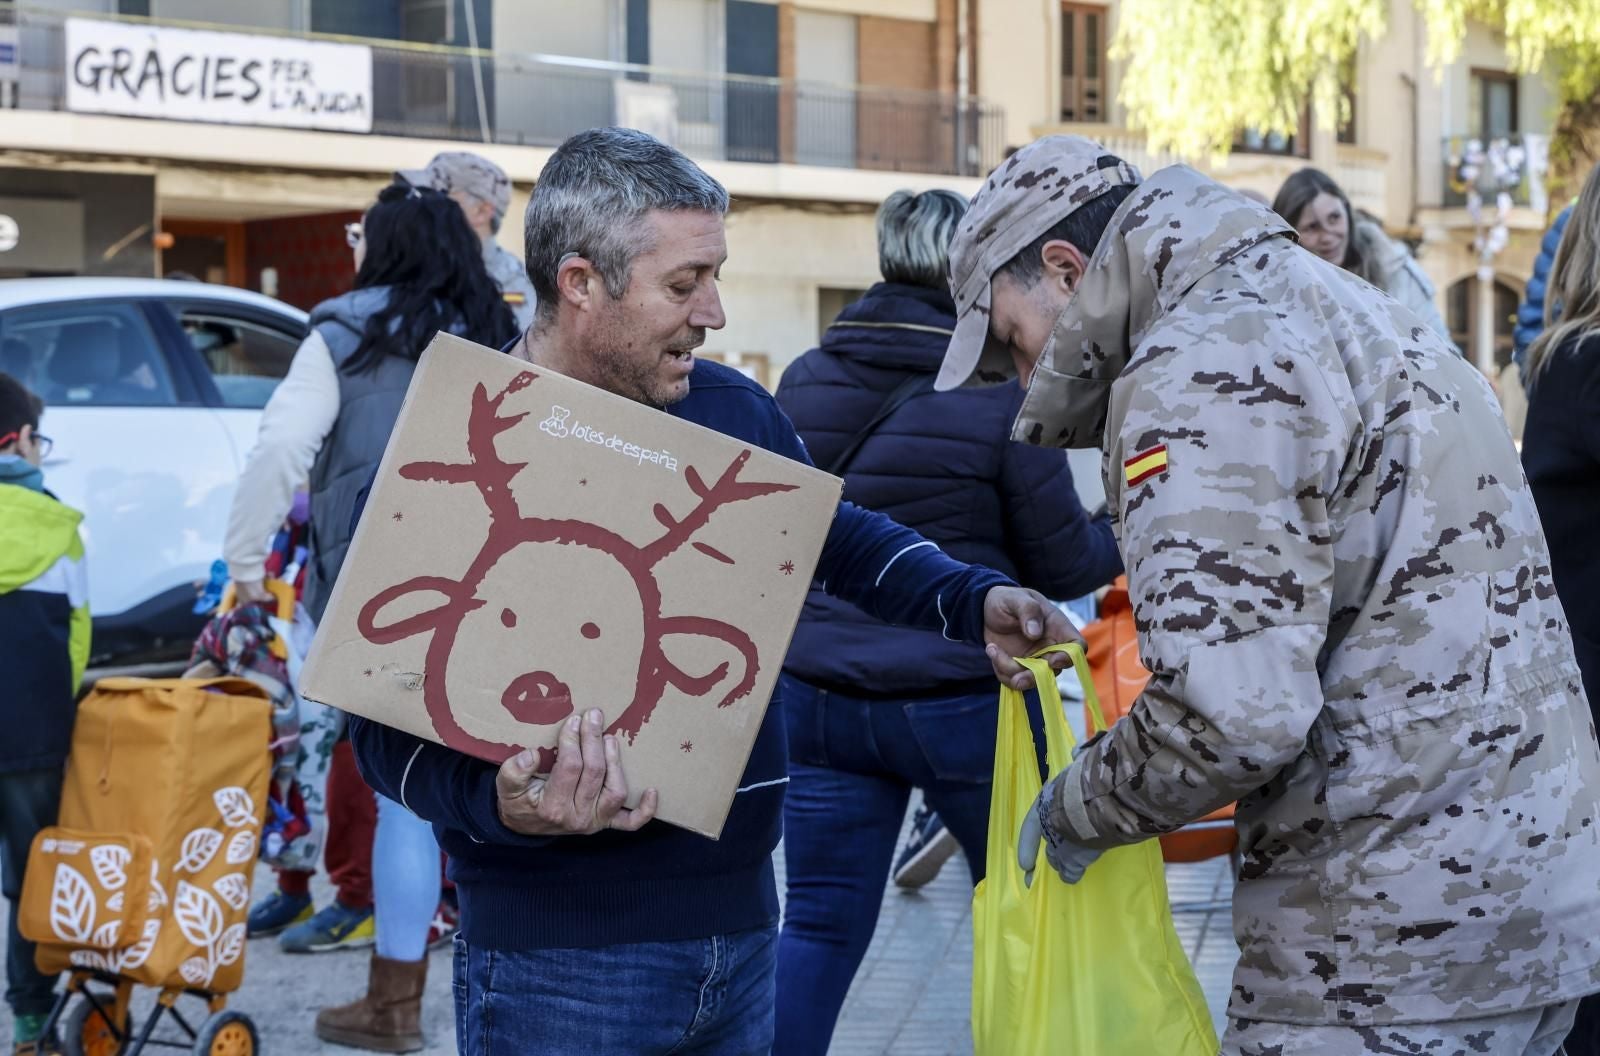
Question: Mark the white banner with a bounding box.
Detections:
[65,18,372,134]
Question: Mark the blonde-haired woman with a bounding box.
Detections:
[1522,164,1600,706]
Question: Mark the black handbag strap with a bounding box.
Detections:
[824,372,937,476]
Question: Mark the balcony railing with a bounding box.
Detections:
[1442,134,1549,214]
[3,4,1005,179]
[1036,123,1390,219]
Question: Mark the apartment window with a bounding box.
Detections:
[794,11,859,168]
[1337,60,1358,145]
[1447,277,1519,370]
[1470,69,1519,141]
[1059,3,1107,123]
[1235,104,1311,158]
[725,0,779,163]
[650,0,722,125]
[312,0,402,37]
[399,0,452,124]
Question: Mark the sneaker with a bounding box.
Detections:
[247,889,314,938]
[893,805,960,890]
[11,1014,60,1056]
[426,895,460,951]
[278,900,375,953]
[13,1042,62,1056]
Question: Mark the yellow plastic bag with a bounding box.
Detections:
[972,644,1218,1056]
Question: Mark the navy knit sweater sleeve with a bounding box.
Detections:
[347,719,545,843]
[763,415,1008,644]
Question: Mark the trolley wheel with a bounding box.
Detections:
[191,1010,257,1056]
[61,996,133,1056]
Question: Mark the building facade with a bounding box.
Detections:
[0,0,1000,387]
[0,0,1562,386]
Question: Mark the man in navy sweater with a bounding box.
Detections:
[348,128,1074,1056]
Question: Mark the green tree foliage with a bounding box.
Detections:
[1115,0,1600,198]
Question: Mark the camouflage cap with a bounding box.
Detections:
[935,135,1141,391]
[397,152,512,220]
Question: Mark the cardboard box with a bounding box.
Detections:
[300,334,842,838]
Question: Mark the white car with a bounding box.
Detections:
[0,278,308,666]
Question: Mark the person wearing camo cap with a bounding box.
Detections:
[399,151,537,328]
[946,134,1600,1054]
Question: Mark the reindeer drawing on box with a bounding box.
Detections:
[356,370,799,769]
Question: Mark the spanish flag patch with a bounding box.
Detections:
[1124,444,1169,486]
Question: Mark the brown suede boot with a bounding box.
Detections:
[314,953,426,1053]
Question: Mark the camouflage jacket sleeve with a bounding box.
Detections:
[1049,330,1358,849]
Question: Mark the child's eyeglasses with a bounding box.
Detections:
[0,431,50,459]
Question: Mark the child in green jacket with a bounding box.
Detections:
[0,372,88,1054]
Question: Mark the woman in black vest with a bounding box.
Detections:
[223,180,515,1052]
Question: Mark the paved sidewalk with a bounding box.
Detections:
[809,812,1238,1055]
[0,814,1237,1055]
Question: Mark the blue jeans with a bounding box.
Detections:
[774,675,1005,1056]
[2,767,62,1019]
[452,925,777,1055]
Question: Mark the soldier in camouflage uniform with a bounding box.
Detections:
[399,151,537,328]
[940,134,1600,1054]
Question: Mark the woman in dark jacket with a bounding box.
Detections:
[1522,164,1600,1056]
[1523,168,1600,707]
[772,190,1121,1056]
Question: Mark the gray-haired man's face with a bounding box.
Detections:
[577,209,728,408]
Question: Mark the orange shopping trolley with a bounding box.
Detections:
[20,674,273,1056]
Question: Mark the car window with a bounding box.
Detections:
[179,311,301,409]
[1,302,176,408]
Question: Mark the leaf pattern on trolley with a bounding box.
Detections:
[224,829,256,866]
[213,787,257,829]
[179,956,211,987]
[148,861,167,912]
[88,844,130,891]
[212,873,250,912]
[118,918,161,971]
[49,863,95,944]
[174,881,224,948]
[69,949,109,971]
[175,828,223,874]
[216,923,246,968]
[90,921,121,949]
[107,891,124,913]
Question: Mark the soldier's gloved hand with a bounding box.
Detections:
[1017,770,1103,886]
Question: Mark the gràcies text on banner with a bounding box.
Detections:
[64,18,373,133]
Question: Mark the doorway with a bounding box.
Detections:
[161,219,247,287]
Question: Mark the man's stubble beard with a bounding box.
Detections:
[589,337,690,410]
